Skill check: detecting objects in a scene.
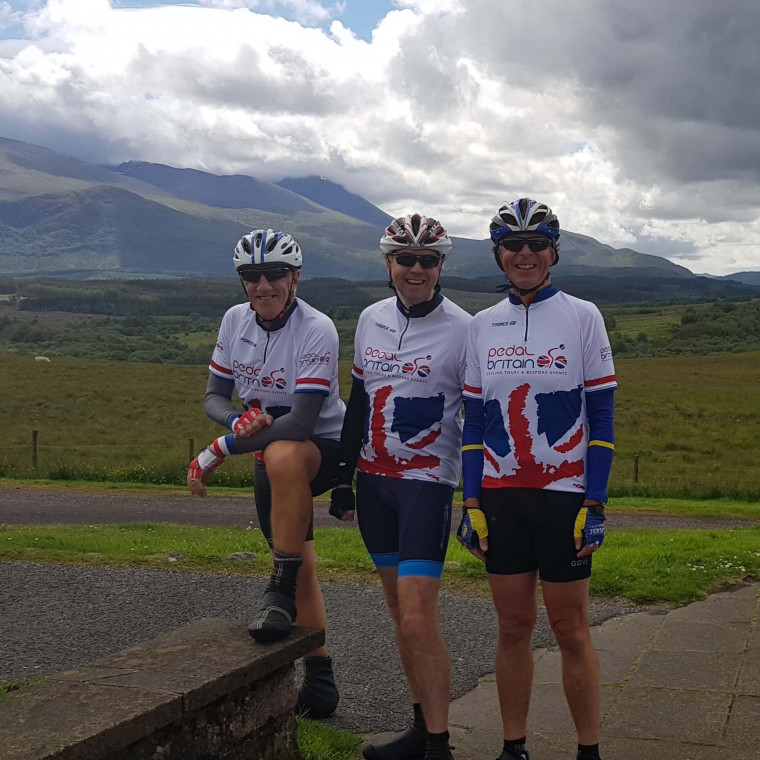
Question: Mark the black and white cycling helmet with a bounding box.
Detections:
[489,199,560,244]
[233,229,302,272]
[379,214,452,256]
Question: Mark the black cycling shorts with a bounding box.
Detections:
[479,487,591,582]
[253,437,339,546]
[356,472,453,579]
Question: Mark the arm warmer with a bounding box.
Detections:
[585,388,615,503]
[461,397,485,501]
[203,373,239,429]
[228,392,327,455]
[335,376,368,486]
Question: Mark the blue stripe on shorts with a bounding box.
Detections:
[398,559,444,579]
[371,551,399,568]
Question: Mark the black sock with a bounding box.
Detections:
[504,737,527,756]
[424,730,450,759]
[265,549,302,599]
[577,743,600,759]
[413,702,426,731]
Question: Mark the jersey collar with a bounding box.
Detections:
[254,299,299,332]
[393,286,444,319]
[507,284,558,306]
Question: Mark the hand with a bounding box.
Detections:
[329,486,356,521]
[187,440,227,497]
[232,408,273,438]
[574,500,606,557]
[457,507,488,562]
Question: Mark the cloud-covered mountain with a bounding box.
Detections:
[1,136,758,301]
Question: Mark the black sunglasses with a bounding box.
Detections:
[499,238,553,253]
[239,267,292,283]
[390,253,443,269]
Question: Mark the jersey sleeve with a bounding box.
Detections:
[351,311,368,383]
[209,312,234,381]
[462,317,483,402]
[294,318,340,396]
[581,304,617,394]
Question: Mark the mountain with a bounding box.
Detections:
[1,135,758,301]
[276,175,392,228]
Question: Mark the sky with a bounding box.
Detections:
[1,1,759,276]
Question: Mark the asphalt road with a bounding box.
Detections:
[0,485,754,734]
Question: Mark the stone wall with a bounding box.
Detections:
[0,618,324,760]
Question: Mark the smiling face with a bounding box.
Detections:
[242,268,300,321]
[385,249,444,307]
[496,235,556,301]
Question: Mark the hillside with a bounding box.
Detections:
[0,136,758,299]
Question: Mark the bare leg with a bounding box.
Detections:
[542,578,600,745]
[295,540,328,657]
[396,575,450,733]
[488,572,538,741]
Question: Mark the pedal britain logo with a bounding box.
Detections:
[487,344,569,374]
[363,347,432,382]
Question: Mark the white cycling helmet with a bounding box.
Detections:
[379,214,452,256]
[489,199,560,244]
[233,229,302,272]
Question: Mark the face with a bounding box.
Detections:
[497,235,556,294]
[386,249,444,307]
[242,268,299,320]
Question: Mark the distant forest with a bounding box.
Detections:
[0,277,759,363]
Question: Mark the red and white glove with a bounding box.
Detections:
[187,437,232,496]
[231,407,263,434]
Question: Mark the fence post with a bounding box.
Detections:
[32,430,39,470]
[189,438,195,462]
[633,454,639,483]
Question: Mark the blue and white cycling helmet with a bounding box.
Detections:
[233,229,303,272]
[489,199,560,267]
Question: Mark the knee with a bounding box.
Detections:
[399,607,436,644]
[496,610,536,642]
[264,441,311,481]
[550,615,590,653]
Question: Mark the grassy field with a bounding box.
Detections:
[0,351,759,498]
[1,522,759,605]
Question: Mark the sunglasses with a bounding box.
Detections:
[390,253,443,269]
[239,267,292,283]
[499,237,554,253]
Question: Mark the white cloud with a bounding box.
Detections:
[0,0,759,275]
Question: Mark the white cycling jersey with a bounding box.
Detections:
[463,287,617,492]
[209,299,344,440]
[352,296,471,487]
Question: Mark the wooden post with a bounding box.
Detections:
[633,454,639,483]
[32,430,39,470]
[189,438,195,462]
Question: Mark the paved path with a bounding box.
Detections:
[429,581,760,760]
[2,486,760,757]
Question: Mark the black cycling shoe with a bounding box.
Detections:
[248,590,296,643]
[296,655,340,719]
[496,749,530,760]
[362,726,427,760]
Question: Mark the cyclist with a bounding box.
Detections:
[330,214,471,760]
[187,229,344,719]
[458,199,616,760]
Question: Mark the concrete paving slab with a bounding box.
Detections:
[448,678,501,729]
[600,737,736,760]
[737,649,760,696]
[629,649,743,691]
[723,695,760,749]
[600,686,731,744]
[664,595,757,624]
[651,618,749,653]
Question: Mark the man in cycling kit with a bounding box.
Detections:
[458,199,616,760]
[330,214,471,760]
[187,229,345,719]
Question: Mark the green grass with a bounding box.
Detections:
[2,522,759,606]
[298,718,363,760]
[0,677,41,698]
[1,351,760,499]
